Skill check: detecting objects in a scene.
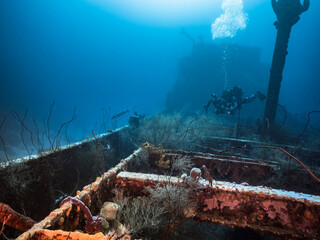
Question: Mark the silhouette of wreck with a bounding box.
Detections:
[165,42,269,114]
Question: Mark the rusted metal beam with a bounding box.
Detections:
[147,147,279,185]
[0,202,36,232]
[21,229,110,240]
[16,148,142,240]
[115,171,320,240]
[0,126,135,226]
[203,136,320,167]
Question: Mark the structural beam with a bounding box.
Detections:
[116,171,320,240]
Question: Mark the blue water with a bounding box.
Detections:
[0,0,319,158]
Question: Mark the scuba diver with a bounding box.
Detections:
[203,86,266,115]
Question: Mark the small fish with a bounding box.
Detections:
[111,109,129,119]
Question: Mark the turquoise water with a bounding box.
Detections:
[0,0,319,158]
